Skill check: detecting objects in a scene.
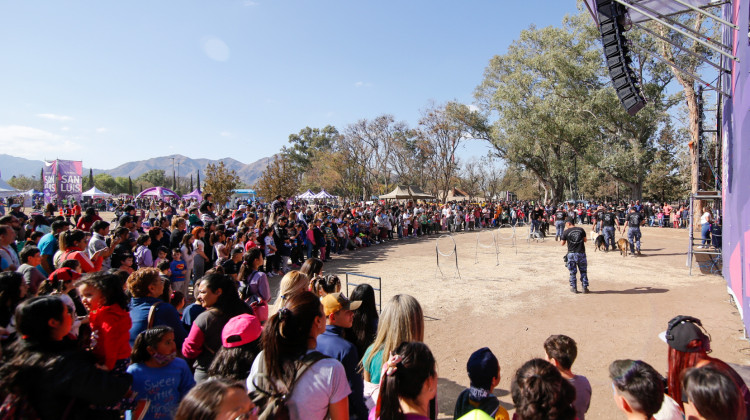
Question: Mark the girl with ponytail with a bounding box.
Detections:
[374,341,437,420]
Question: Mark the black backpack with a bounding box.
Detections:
[250,352,328,420]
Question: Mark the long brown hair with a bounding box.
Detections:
[261,291,322,383]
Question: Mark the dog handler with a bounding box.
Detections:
[554,206,566,241]
[621,207,646,256]
[601,206,619,252]
[561,218,589,294]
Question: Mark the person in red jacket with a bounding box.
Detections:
[59,229,107,273]
[76,271,132,371]
[76,207,102,232]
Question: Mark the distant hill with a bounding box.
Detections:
[0,154,45,179]
[0,154,272,186]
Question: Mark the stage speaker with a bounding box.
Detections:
[596,0,646,116]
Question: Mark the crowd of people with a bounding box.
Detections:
[0,193,736,420]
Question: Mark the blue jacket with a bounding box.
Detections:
[129,296,188,348]
[316,325,368,420]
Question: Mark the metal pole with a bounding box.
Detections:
[612,0,739,62]
[667,0,737,29]
[632,22,730,74]
[628,43,731,97]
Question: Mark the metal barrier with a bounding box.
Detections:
[345,272,382,313]
[436,234,461,280]
[474,230,499,266]
[496,225,517,254]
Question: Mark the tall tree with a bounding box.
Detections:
[254,155,300,201]
[190,174,194,192]
[197,170,201,190]
[203,161,241,207]
[137,169,168,188]
[128,176,133,196]
[417,102,471,203]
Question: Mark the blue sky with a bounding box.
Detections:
[0,1,582,169]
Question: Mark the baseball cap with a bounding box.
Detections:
[48,267,82,283]
[321,293,362,316]
[658,315,709,353]
[221,314,262,348]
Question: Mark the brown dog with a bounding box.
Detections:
[617,238,629,257]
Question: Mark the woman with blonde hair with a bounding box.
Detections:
[362,294,424,384]
[270,270,310,315]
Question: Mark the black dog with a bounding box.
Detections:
[594,234,606,252]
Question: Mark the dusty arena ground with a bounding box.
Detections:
[300,224,747,419]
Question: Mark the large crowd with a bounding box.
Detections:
[0,193,737,420]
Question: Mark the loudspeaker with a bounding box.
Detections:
[596,0,646,116]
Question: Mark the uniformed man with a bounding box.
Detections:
[600,207,619,252]
[561,218,589,294]
[621,207,646,256]
[554,206,567,241]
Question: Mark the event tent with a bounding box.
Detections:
[82,187,112,198]
[314,189,336,199]
[297,189,316,199]
[182,189,202,201]
[379,185,434,200]
[135,186,179,199]
[0,179,19,198]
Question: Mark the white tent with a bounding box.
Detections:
[0,179,19,198]
[297,189,316,199]
[82,186,112,198]
[314,189,336,199]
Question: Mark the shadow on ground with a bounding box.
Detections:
[437,377,513,417]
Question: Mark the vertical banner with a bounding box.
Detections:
[43,160,83,205]
[43,160,57,204]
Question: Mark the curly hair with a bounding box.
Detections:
[127,267,162,298]
[511,358,576,420]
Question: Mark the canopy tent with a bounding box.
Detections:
[296,189,316,199]
[0,179,19,198]
[135,186,179,199]
[182,189,202,201]
[313,189,336,199]
[232,189,256,195]
[24,189,43,196]
[379,185,435,200]
[82,187,112,198]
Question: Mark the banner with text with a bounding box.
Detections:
[43,160,83,204]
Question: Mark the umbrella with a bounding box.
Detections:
[82,187,112,198]
[182,188,202,201]
[135,186,179,199]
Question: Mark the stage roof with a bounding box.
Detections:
[585,0,722,26]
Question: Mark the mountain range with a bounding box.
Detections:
[0,154,272,186]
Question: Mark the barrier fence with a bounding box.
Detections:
[345,272,382,313]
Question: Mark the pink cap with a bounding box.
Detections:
[221,314,262,348]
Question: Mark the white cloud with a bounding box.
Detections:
[354,81,372,88]
[61,126,70,131]
[220,131,232,137]
[0,125,82,159]
[37,113,73,122]
[96,127,108,133]
[201,36,230,62]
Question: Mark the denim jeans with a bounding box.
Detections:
[701,223,711,246]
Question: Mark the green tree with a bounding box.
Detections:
[254,155,300,201]
[203,161,241,207]
[94,173,118,194]
[137,169,168,188]
[283,126,340,178]
[8,175,39,191]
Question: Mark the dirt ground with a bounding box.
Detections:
[310,224,748,419]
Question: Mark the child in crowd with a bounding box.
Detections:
[153,246,169,269]
[127,326,195,420]
[453,347,509,420]
[169,248,187,297]
[75,272,132,371]
[543,334,592,420]
[170,290,186,314]
[158,260,171,282]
